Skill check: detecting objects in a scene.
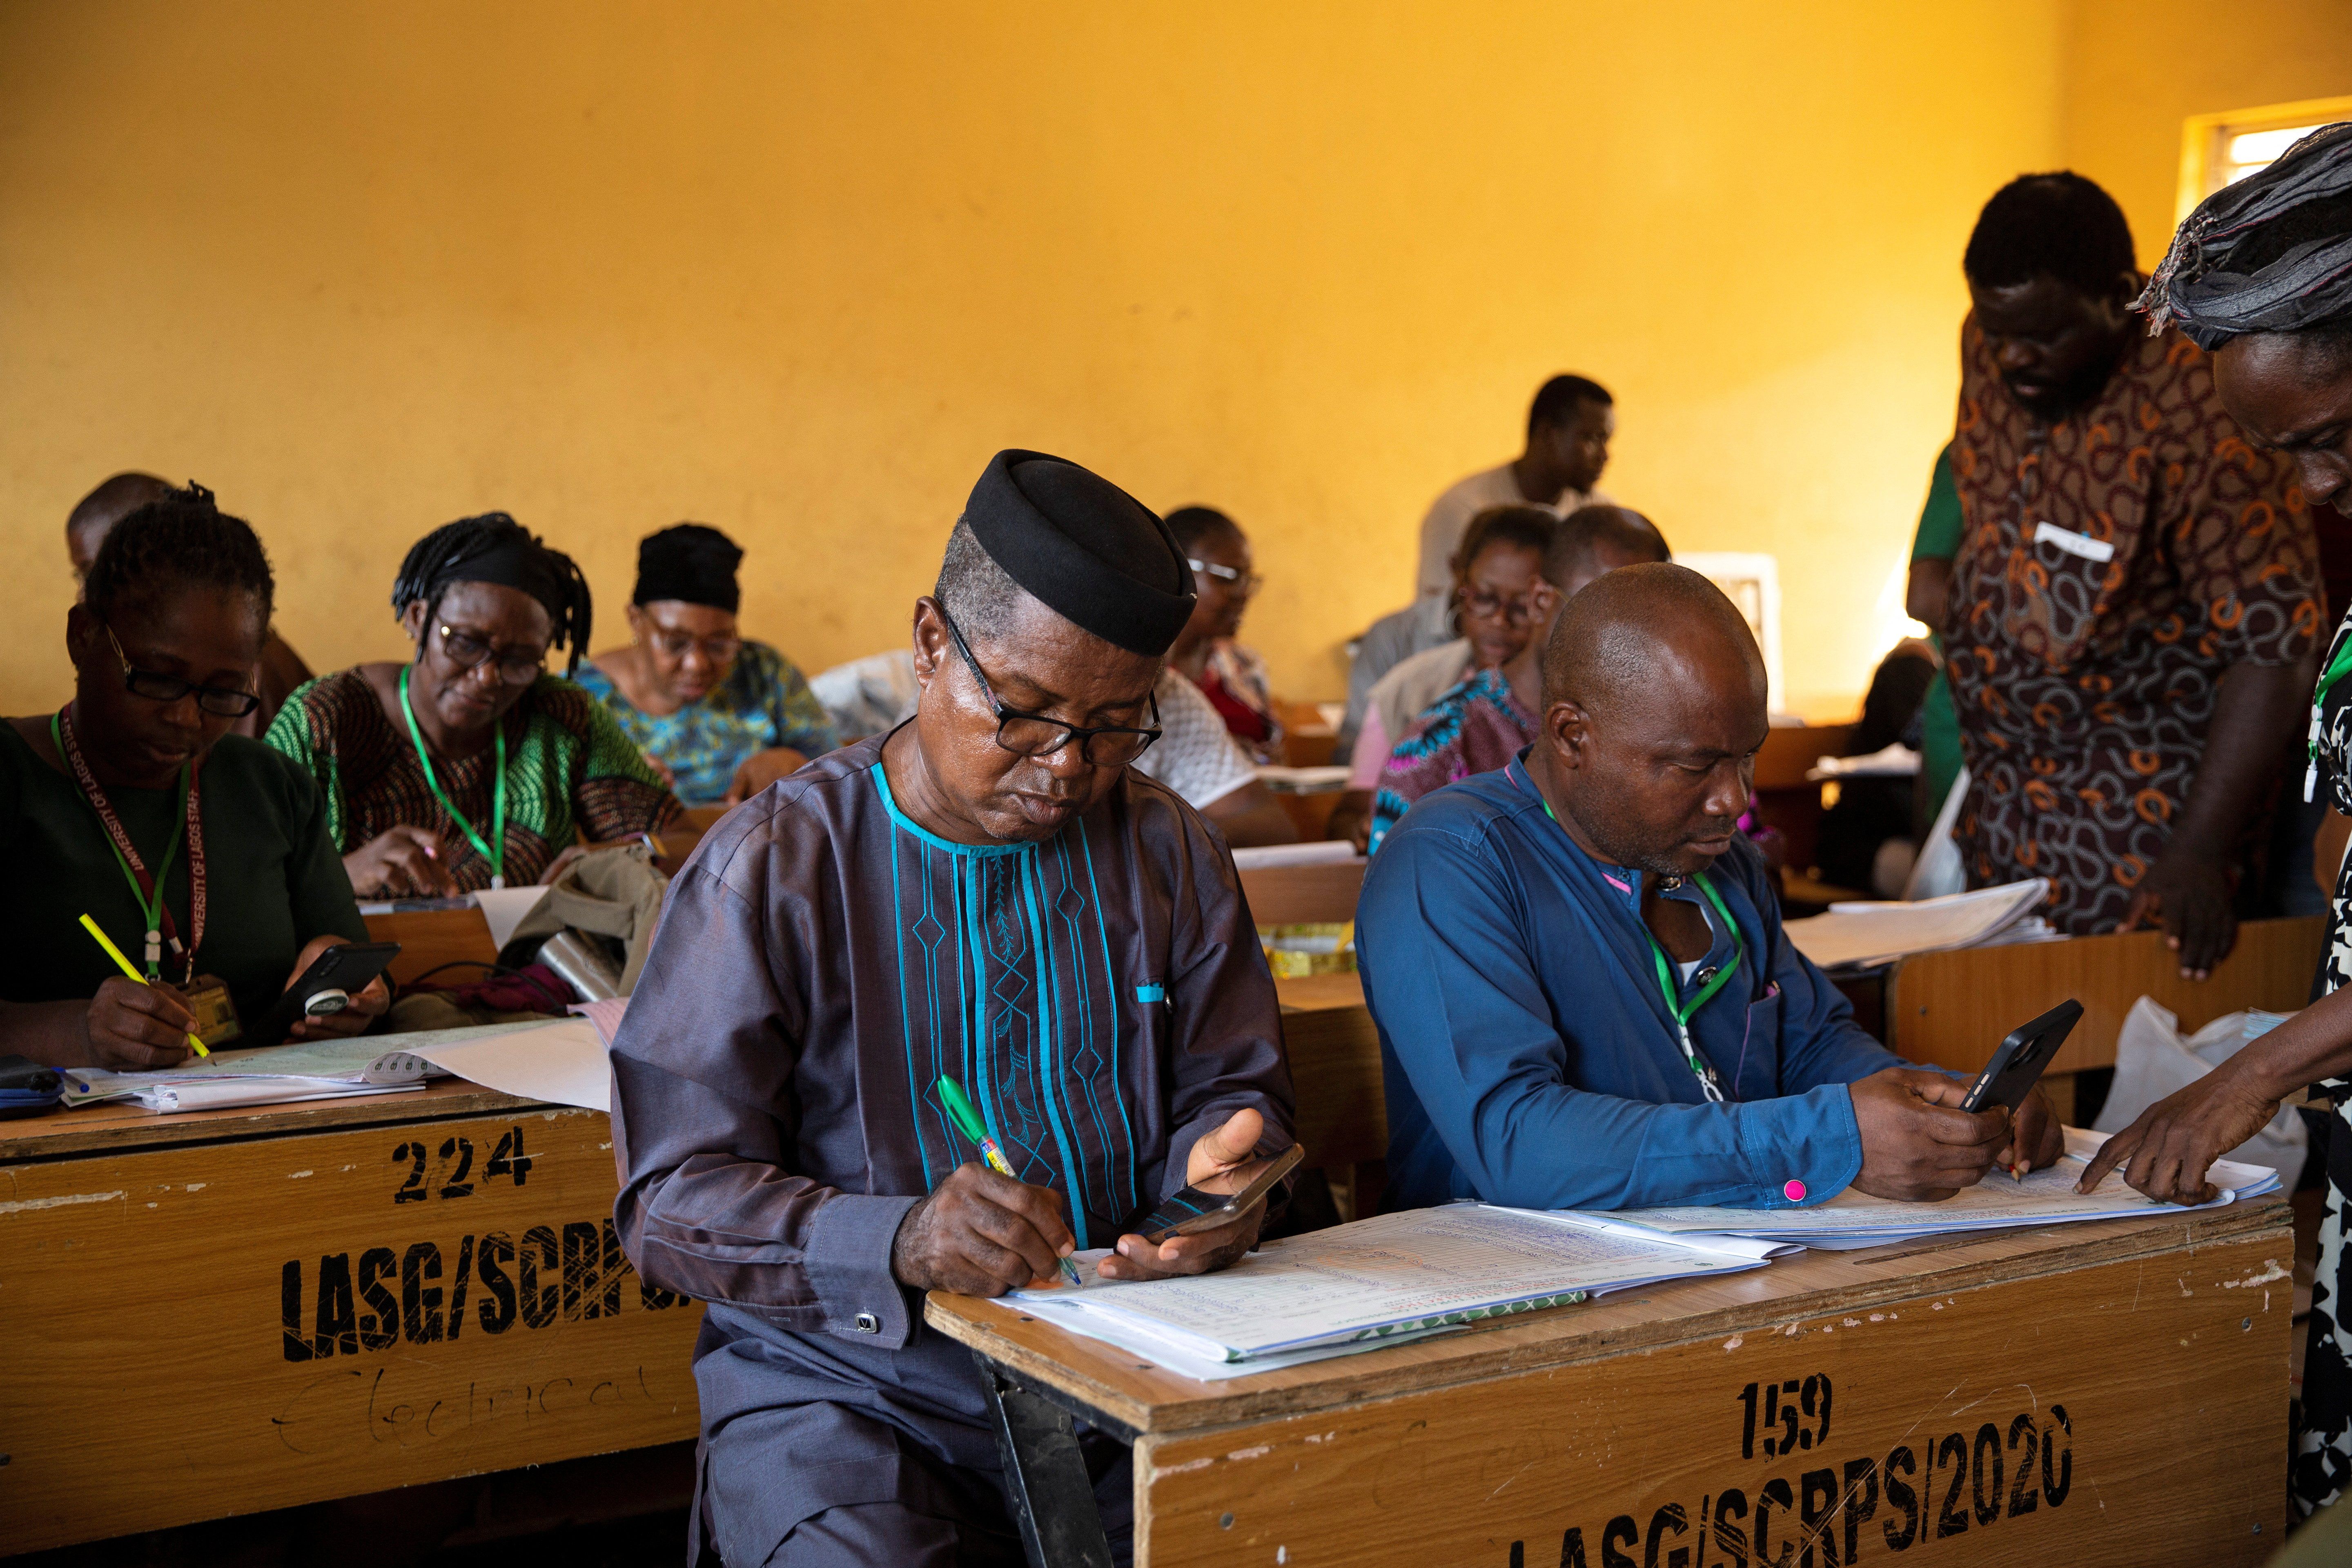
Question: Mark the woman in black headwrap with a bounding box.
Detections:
[265,513,682,896]
[575,523,839,807]
[2088,122,2352,1520]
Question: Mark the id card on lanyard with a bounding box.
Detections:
[52,707,206,984]
[1538,791,1742,1102]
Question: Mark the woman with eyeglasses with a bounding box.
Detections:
[1163,507,1283,764]
[265,513,682,897]
[0,486,385,1068]
[573,524,839,808]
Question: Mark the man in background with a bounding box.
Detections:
[67,472,312,738]
[1411,372,1614,604]
[1340,373,1617,757]
[1942,174,2318,976]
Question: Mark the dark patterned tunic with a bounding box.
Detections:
[264,669,682,891]
[1945,317,2320,932]
[2297,606,2352,1516]
[608,734,1293,1561]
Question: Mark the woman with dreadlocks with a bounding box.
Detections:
[266,513,682,897]
[1,486,385,1067]
[2080,121,2352,1522]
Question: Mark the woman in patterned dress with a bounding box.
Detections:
[267,513,682,896]
[575,524,840,807]
[2085,122,2352,1521]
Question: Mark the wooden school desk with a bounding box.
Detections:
[930,1201,2294,1568]
[0,1081,703,1554]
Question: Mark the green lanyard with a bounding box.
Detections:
[1541,793,1741,1100]
[399,666,507,888]
[2307,636,2352,802]
[52,710,194,980]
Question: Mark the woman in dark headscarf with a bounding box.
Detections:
[2090,122,2352,1520]
[266,513,682,896]
[575,523,838,807]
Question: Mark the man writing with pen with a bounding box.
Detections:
[1358,563,2065,1216]
[608,451,1296,1568]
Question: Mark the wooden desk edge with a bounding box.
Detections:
[922,1201,2291,1438]
[0,1078,552,1162]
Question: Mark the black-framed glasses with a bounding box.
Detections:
[646,628,742,665]
[936,604,1163,766]
[1457,582,1557,626]
[435,623,547,685]
[1187,557,1264,595]
[105,624,261,718]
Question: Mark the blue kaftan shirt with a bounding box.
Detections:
[1359,754,1905,1214]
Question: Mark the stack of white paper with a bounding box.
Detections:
[59,1020,566,1111]
[1005,1205,1774,1376]
[1597,1128,2281,1252]
[1783,879,2050,970]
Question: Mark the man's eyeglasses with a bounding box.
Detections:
[1187,558,1264,595]
[936,604,1162,767]
[1457,583,1557,626]
[647,628,742,666]
[436,624,547,685]
[105,624,262,718]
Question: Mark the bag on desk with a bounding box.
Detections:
[0,1053,65,1118]
[501,841,669,994]
[2094,995,2308,1183]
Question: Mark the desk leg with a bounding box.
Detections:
[974,1356,1116,1568]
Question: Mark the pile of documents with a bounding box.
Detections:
[58,1020,572,1112]
[1599,1128,2282,1252]
[1006,1204,1775,1377]
[1783,879,2054,970]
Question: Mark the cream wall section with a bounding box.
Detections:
[0,2,2069,718]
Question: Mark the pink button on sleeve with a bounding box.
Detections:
[1782,1178,1807,1203]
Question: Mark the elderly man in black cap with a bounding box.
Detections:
[610,450,1297,1566]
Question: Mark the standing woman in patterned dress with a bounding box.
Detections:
[2081,121,2352,1523]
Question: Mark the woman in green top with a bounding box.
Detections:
[0,486,384,1068]
[266,512,683,897]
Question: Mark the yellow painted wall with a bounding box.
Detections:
[2062,0,2352,272]
[0,2,2093,718]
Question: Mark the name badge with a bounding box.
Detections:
[183,975,244,1049]
[2032,521,2116,564]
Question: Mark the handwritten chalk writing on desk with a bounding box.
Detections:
[1500,1373,2074,1568]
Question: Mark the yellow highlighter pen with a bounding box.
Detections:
[78,913,209,1057]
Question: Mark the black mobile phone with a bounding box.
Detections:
[258,942,402,1043]
[1133,1142,1306,1243]
[1960,999,2083,1116]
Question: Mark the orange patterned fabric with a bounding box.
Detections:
[1944,316,2319,933]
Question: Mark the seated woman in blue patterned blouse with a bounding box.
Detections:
[575,525,839,807]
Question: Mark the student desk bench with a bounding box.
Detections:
[929,1201,2294,1568]
[0,1080,704,1553]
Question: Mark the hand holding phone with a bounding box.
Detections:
[1099,1109,1296,1283]
[263,940,401,1044]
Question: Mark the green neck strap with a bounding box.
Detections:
[53,710,189,978]
[399,666,506,887]
[1539,789,1745,1033]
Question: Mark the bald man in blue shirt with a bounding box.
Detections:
[1358,564,2062,1214]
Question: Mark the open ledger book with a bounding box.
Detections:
[1781,879,2052,971]
[1596,1127,2283,1250]
[1004,1204,1775,1378]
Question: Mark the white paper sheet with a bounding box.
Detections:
[408,1018,611,1111]
[1007,1205,1764,1363]
[1782,879,2049,969]
[1602,1128,2280,1243]
[58,1021,565,1107]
